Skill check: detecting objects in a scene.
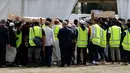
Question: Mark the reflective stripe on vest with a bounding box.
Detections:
[16,31,22,48]
[91,24,100,45]
[54,25,60,41]
[122,30,130,51]
[77,27,88,48]
[100,28,107,48]
[29,26,42,46]
[29,28,35,46]
[109,26,121,47]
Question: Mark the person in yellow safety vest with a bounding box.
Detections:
[15,31,22,65]
[98,22,107,65]
[121,24,130,65]
[76,20,88,65]
[108,21,121,64]
[89,19,101,65]
[13,22,24,66]
[16,23,23,48]
[52,20,62,66]
[54,24,60,41]
[28,21,46,67]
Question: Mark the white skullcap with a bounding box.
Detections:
[67,23,72,27]
[9,22,14,26]
[79,20,86,25]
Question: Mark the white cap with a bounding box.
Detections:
[79,20,86,25]
[67,23,72,27]
[9,22,14,26]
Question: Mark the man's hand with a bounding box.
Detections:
[7,44,11,48]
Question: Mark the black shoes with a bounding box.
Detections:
[59,64,65,67]
[0,65,7,68]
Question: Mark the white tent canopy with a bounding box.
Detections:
[0,0,130,20]
[117,0,130,20]
[0,0,22,19]
[0,0,77,20]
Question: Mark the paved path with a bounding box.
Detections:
[0,64,130,73]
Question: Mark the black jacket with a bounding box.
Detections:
[9,27,16,47]
[58,27,74,47]
[0,25,9,45]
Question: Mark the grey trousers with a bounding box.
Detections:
[110,47,121,61]
[28,47,41,58]
[6,46,17,62]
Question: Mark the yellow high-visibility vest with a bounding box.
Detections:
[16,31,22,48]
[42,24,45,28]
[100,28,107,48]
[109,26,121,47]
[77,27,88,48]
[122,30,130,51]
[54,25,60,41]
[29,26,42,46]
[90,24,101,45]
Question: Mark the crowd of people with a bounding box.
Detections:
[0,17,130,68]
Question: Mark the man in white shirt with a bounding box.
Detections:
[43,21,55,67]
